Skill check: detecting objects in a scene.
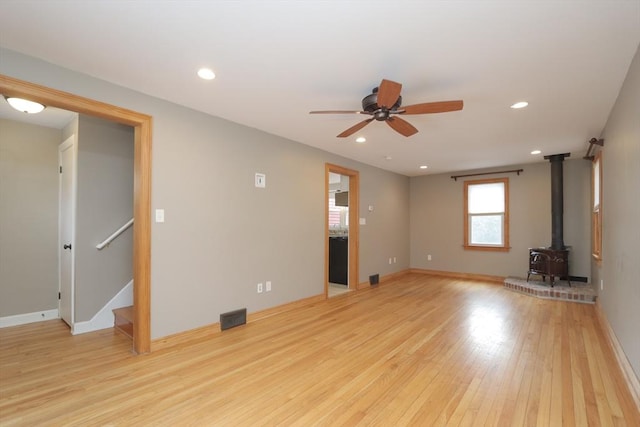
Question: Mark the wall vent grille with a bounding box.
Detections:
[220,308,247,331]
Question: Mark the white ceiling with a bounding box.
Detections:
[1,1,638,176]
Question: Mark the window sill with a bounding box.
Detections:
[463,245,511,252]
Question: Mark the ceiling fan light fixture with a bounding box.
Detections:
[510,101,529,109]
[4,96,46,114]
[531,149,541,155]
[197,68,216,80]
[355,137,366,143]
[419,165,428,169]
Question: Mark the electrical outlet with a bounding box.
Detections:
[428,254,432,261]
[257,283,263,293]
[266,281,272,292]
[393,257,397,264]
[600,279,603,291]
[388,258,392,264]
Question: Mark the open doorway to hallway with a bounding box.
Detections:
[0,75,152,354]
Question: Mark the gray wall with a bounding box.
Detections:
[0,49,410,338]
[74,115,134,322]
[148,96,409,337]
[409,159,590,279]
[594,44,640,378]
[359,166,410,277]
[0,119,61,316]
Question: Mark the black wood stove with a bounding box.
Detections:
[527,153,571,287]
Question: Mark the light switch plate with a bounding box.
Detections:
[155,209,165,223]
[359,218,366,225]
[255,173,266,188]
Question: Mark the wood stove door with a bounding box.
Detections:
[528,250,551,280]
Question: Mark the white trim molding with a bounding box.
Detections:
[72,280,133,335]
[0,309,59,328]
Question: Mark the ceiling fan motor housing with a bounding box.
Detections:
[362,87,402,120]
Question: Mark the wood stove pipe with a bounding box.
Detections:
[544,153,570,250]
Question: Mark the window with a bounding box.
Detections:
[592,152,602,261]
[328,195,348,228]
[464,178,510,251]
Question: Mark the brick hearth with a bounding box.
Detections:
[504,277,596,304]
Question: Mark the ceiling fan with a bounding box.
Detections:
[310,79,463,138]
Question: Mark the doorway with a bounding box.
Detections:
[325,163,359,298]
[0,75,152,354]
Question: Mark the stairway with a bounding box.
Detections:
[113,306,134,338]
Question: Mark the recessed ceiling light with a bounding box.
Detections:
[4,96,46,114]
[355,137,366,143]
[510,101,528,109]
[419,165,428,169]
[197,68,216,80]
[531,150,541,155]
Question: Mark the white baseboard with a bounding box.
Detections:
[72,280,133,335]
[0,309,59,328]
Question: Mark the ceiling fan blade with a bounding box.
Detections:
[377,79,402,108]
[309,110,366,114]
[386,117,418,137]
[400,100,464,115]
[337,118,374,138]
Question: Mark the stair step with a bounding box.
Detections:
[113,306,134,339]
[113,306,134,322]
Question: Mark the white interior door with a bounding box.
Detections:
[59,136,76,327]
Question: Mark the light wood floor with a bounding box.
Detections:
[1,274,638,426]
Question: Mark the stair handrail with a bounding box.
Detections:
[96,218,134,250]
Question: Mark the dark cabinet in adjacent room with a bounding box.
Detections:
[329,236,348,285]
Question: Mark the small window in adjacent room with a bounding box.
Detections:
[592,151,602,261]
[464,178,510,251]
[328,195,348,228]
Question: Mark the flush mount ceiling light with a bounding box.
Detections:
[4,96,46,114]
[510,101,529,109]
[197,68,216,80]
[531,150,542,155]
[419,165,428,169]
[355,136,366,143]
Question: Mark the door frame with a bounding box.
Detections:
[0,74,152,354]
[325,163,359,296]
[58,136,77,326]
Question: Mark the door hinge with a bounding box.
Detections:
[58,292,61,300]
[59,166,62,173]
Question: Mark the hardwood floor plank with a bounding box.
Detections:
[535,314,555,426]
[1,274,639,426]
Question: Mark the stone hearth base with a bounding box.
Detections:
[504,277,596,304]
